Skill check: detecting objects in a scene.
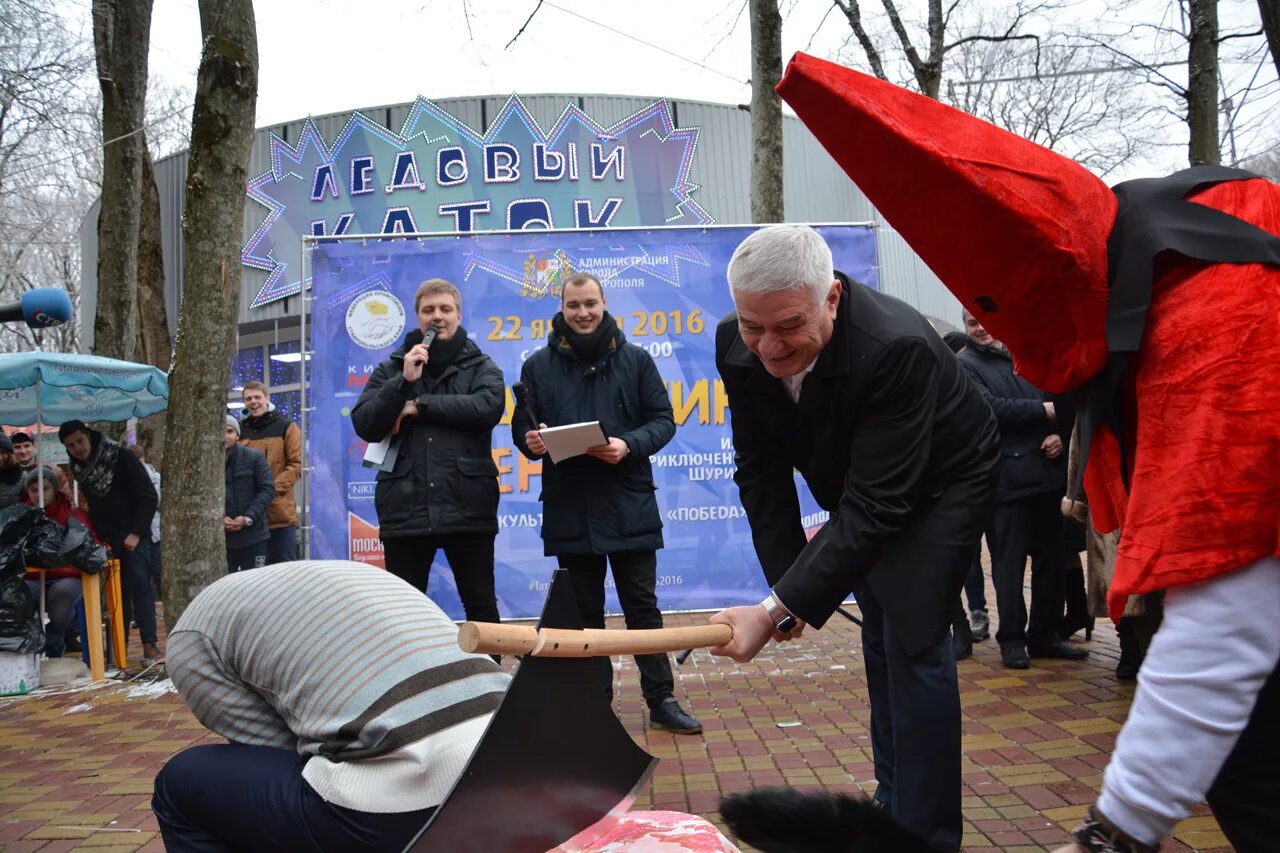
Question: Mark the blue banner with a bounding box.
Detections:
[309,225,877,619]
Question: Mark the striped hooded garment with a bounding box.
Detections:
[166,560,509,813]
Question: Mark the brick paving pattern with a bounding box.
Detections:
[0,605,1230,851]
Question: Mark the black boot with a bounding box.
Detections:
[649,697,702,734]
[1116,617,1143,680]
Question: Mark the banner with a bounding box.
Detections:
[309,225,877,619]
[244,95,712,309]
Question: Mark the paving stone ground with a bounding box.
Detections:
[0,596,1229,852]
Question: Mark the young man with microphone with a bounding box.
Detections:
[350,279,504,627]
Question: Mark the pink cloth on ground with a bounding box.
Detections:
[553,810,742,852]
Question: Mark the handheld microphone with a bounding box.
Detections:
[403,326,438,350]
[0,289,73,329]
[512,382,539,428]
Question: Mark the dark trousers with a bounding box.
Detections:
[226,540,268,574]
[119,538,158,645]
[860,584,962,852]
[963,548,987,614]
[557,550,674,707]
[152,743,435,852]
[988,492,1066,650]
[381,533,500,624]
[267,525,298,564]
[1206,660,1280,852]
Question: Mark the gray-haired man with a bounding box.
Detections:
[709,225,999,851]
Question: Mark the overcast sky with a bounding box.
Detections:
[56,0,1280,183]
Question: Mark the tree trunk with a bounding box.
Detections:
[1187,0,1220,166]
[91,0,153,363]
[749,0,784,222]
[161,0,258,623]
[137,147,170,469]
[1260,0,1280,84]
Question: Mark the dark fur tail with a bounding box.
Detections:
[719,788,936,853]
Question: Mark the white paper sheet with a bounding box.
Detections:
[538,421,608,464]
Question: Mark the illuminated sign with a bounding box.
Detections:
[243,94,714,308]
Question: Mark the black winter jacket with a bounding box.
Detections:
[351,330,504,538]
[224,443,274,550]
[73,430,158,553]
[717,276,1000,655]
[958,343,1065,503]
[513,324,675,556]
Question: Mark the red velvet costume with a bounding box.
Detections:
[774,53,1280,621]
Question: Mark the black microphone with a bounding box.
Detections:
[405,326,438,349]
[512,381,538,428]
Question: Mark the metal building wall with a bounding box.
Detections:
[79,92,957,347]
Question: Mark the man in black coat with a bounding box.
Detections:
[709,226,999,852]
[59,419,162,665]
[957,310,1088,669]
[351,279,502,627]
[512,272,701,735]
[223,415,274,573]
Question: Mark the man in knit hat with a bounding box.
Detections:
[0,434,22,508]
[223,415,274,573]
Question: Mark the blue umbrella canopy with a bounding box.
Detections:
[0,352,169,426]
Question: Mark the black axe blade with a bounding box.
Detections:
[404,569,657,852]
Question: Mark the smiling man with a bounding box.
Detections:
[512,272,701,735]
[710,225,999,852]
[350,278,503,630]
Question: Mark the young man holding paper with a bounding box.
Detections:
[513,272,700,734]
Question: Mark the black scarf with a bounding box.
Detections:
[70,431,120,499]
[426,327,469,378]
[553,312,619,364]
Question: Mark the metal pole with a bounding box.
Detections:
[299,238,310,559]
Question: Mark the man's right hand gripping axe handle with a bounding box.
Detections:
[458,623,733,657]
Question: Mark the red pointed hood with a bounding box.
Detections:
[777,52,1117,392]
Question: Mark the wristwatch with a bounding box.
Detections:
[761,592,798,633]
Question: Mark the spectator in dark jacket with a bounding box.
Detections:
[350,279,502,627]
[224,416,274,573]
[0,434,23,508]
[59,419,162,664]
[957,310,1087,669]
[513,272,700,736]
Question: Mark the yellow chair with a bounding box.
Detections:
[28,558,126,682]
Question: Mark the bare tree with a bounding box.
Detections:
[946,38,1160,177]
[1187,0,1220,164]
[750,0,784,222]
[831,0,1047,100]
[91,0,153,364]
[0,2,93,355]
[1259,0,1279,81]
[162,0,258,622]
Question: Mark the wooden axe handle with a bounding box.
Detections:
[458,622,733,657]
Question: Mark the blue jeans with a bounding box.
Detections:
[963,550,987,614]
[119,538,158,645]
[24,577,82,658]
[267,525,297,564]
[153,743,435,852]
[861,584,963,852]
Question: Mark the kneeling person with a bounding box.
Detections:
[153,561,509,852]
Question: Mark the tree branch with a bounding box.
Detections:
[831,0,888,79]
[505,0,545,50]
